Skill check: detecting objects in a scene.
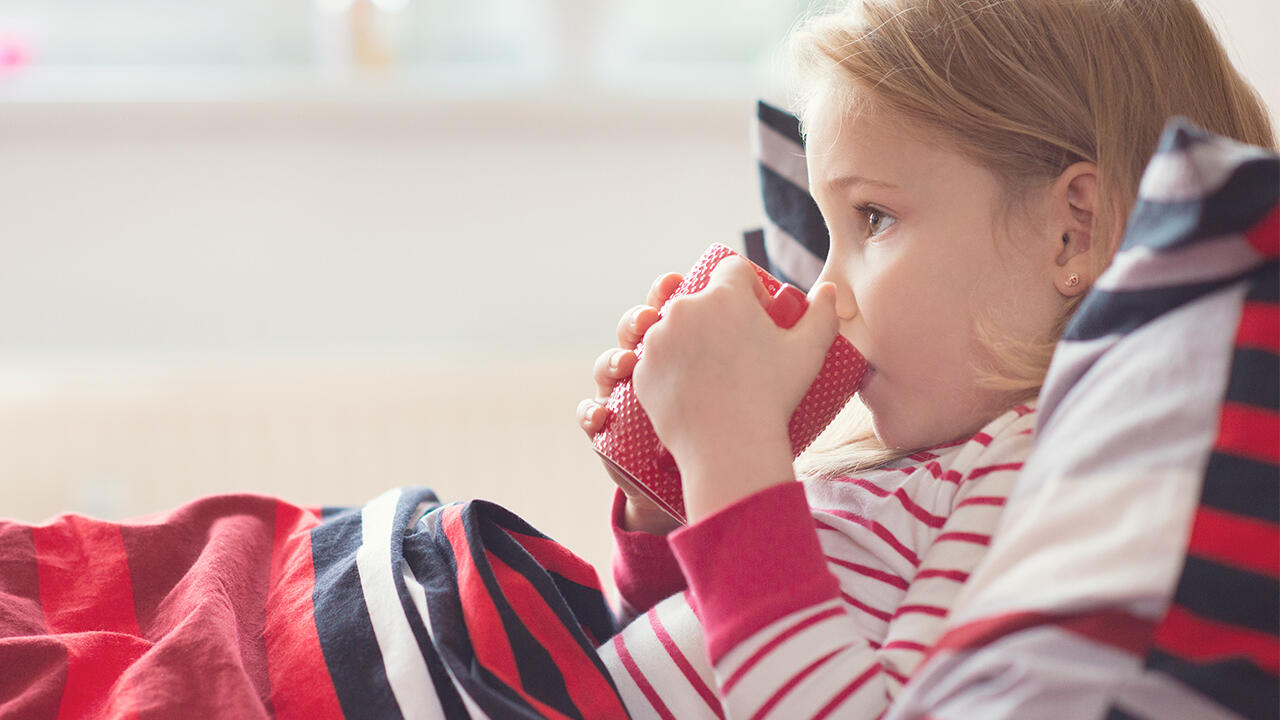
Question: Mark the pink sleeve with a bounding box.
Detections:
[609,489,687,618]
[668,481,840,662]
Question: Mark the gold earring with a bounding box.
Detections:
[1065,272,1080,288]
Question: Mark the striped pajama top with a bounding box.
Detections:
[598,401,1037,719]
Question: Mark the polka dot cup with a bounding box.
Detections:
[592,243,869,524]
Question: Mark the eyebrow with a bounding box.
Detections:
[825,174,902,191]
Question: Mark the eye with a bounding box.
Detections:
[854,203,897,240]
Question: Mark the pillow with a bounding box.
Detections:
[743,100,828,292]
[888,118,1278,719]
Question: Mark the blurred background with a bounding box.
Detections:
[0,0,1276,589]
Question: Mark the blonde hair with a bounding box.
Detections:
[792,0,1276,479]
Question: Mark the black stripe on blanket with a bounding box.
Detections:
[1145,649,1277,720]
[387,491,474,719]
[743,100,829,292]
[757,99,803,143]
[760,163,830,262]
[1199,453,1280,523]
[1226,347,1280,411]
[1123,159,1279,254]
[408,508,535,718]
[406,500,625,719]
[310,508,405,720]
[1103,705,1145,720]
[742,228,803,288]
[1062,277,1242,342]
[1173,555,1279,636]
[478,504,617,648]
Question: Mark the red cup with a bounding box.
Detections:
[592,243,869,524]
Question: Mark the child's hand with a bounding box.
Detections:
[632,256,840,524]
[578,271,684,535]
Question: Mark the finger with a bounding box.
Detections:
[709,255,771,309]
[795,281,841,347]
[593,347,637,399]
[616,305,658,348]
[577,397,605,435]
[646,272,685,309]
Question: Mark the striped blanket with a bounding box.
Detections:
[888,119,1278,719]
[0,487,626,719]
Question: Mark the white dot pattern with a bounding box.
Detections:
[593,243,868,523]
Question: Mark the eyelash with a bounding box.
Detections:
[853,203,896,240]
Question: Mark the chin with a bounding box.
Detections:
[865,407,916,452]
[865,398,949,452]
[870,423,916,452]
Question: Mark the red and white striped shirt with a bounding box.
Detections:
[598,402,1036,719]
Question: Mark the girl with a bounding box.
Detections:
[578,0,1274,717]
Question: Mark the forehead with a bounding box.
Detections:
[802,86,1019,234]
[802,88,954,182]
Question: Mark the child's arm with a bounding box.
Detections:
[578,271,689,620]
[664,413,1032,718]
[609,488,687,624]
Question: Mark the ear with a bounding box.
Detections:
[1048,161,1099,298]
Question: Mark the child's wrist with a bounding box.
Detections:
[622,498,681,535]
[680,438,796,525]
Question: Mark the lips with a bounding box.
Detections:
[857,365,877,391]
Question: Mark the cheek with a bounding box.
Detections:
[862,255,967,348]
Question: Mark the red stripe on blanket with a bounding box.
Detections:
[1235,302,1280,353]
[29,516,148,716]
[1216,402,1280,464]
[0,523,65,718]
[486,550,628,720]
[32,516,142,637]
[0,638,66,719]
[648,608,725,719]
[0,523,43,637]
[265,501,344,720]
[928,609,1155,661]
[1245,206,1278,259]
[441,506,570,720]
[1186,506,1280,577]
[119,495,276,711]
[440,507,519,698]
[56,632,147,719]
[1153,604,1280,674]
[502,527,603,591]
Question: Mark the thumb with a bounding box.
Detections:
[793,281,840,350]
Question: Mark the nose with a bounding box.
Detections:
[813,259,858,320]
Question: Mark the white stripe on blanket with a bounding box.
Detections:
[357,487,448,719]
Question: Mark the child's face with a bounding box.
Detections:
[806,90,1062,450]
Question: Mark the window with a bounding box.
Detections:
[0,0,813,101]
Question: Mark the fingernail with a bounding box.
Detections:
[609,350,625,369]
[767,284,808,329]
